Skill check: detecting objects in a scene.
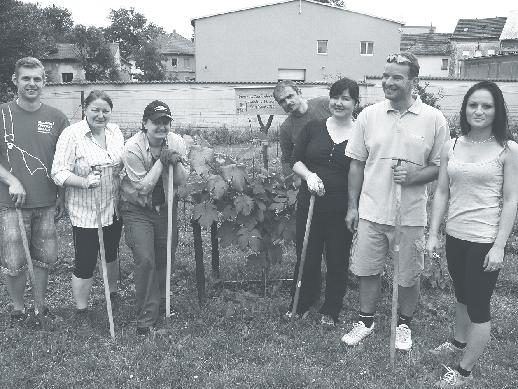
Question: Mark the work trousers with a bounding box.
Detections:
[122,200,178,328]
[291,205,352,321]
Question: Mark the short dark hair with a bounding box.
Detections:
[14,57,45,78]
[329,77,359,102]
[83,90,113,110]
[273,80,301,101]
[459,81,512,147]
[386,52,420,78]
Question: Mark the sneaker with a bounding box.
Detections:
[284,310,310,320]
[320,315,338,327]
[341,321,375,346]
[9,309,27,329]
[435,365,474,388]
[395,324,412,351]
[73,309,92,337]
[430,341,464,357]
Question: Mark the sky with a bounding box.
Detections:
[23,0,517,38]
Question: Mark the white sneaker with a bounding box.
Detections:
[341,321,375,346]
[435,365,473,388]
[284,310,309,320]
[395,324,412,351]
[430,341,464,356]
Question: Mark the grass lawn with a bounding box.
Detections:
[1,213,517,389]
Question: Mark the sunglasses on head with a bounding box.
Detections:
[386,54,413,64]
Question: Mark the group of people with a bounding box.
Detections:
[1,53,516,387]
[1,57,187,336]
[274,52,518,388]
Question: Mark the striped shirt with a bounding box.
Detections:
[52,119,125,228]
[121,131,187,210]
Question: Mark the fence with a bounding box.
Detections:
[42,78,518,137]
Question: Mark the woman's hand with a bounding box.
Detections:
[483,245,505,272]
[306,172,325,196]
[82,171,101,189]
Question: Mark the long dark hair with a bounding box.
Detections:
[459,81,512,146]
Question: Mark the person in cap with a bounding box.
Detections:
[51,90,124,335]
[120,100,187,335]
[341,52,449,350]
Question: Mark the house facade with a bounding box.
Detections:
[450,17,507,76]
[191,0,402,82]
[155,32,196,81]
[42,43,131,83]
[400,33,452,77]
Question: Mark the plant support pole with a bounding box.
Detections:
[166,165,174,322]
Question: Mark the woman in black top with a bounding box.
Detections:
[289,78,358,325]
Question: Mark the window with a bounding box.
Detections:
[360,41,374,55]
[61,73,73,82]
[487,49,495,56]
[317,40,328,55]
[171,58,177,67]
[184,58,191,69]
[278,68,306,82]
[441,58,449,70]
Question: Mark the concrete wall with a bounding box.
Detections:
[41,78,518,138]
[194,1,401,82]
[417,56,450,77]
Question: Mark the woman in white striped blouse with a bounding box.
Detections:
[51,90,125,335]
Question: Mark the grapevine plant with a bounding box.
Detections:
[177,138,298,272]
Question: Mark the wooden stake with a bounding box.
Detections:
[166,164,175,322]
[390,162,402,368]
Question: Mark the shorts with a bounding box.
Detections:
[72,216,123,279]
[446,235,498,323]
[0,206,58,276]
[349,219,425,287]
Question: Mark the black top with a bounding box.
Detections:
[294,119,351,212]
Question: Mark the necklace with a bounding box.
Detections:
[465,135,494,144]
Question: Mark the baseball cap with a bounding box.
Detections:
[143,100,173,121]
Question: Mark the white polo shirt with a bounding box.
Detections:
[345,96,449,226]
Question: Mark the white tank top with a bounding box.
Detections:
[445,140,505,243]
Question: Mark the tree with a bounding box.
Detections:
[42,5,74,38]
[104,8,165,59]
[134,41,166,81]
[0,0,59,102]
[69,25,120,82]
[313,0,345,7]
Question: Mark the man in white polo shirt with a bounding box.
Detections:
[341,52,449,350]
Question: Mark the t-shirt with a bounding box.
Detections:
[345,97,449,226]
[294,119,351,213]
[0,102,69,208]
[279,96,331,175]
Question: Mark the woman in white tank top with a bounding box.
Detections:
[427,81,518,388]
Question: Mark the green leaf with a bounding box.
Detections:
[234,194,254,216]
[252,182,265,195]
[221,204,237,220]
[268,244,283,264]
[208,174,228,200]
[189,145,214,176]
[236,145,256,161]
[237,228,262,251]
[221,164,248,192]
[193,202,218,229]
[286,189,298,206]
[219,221,238,247]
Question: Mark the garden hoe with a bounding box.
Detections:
[92,165,115,339]
[291,194,315,320]
[16,209,45,329]
[166,164,175,326]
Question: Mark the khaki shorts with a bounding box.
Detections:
[350,219,425,287]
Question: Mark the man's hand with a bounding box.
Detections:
[392,164,412,185]
[160,149,184,166]
[83,171,101,189]
[345,208,359,233]
[9,178,26,207]
[426,233,441,260]
[55,192,65,221]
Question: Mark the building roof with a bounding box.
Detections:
[451,17,507,39]
[191,0,402,26]
[155,32,195,55]
[500,11,518,40]
[400,33,451,55]
[43,43,121,60]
